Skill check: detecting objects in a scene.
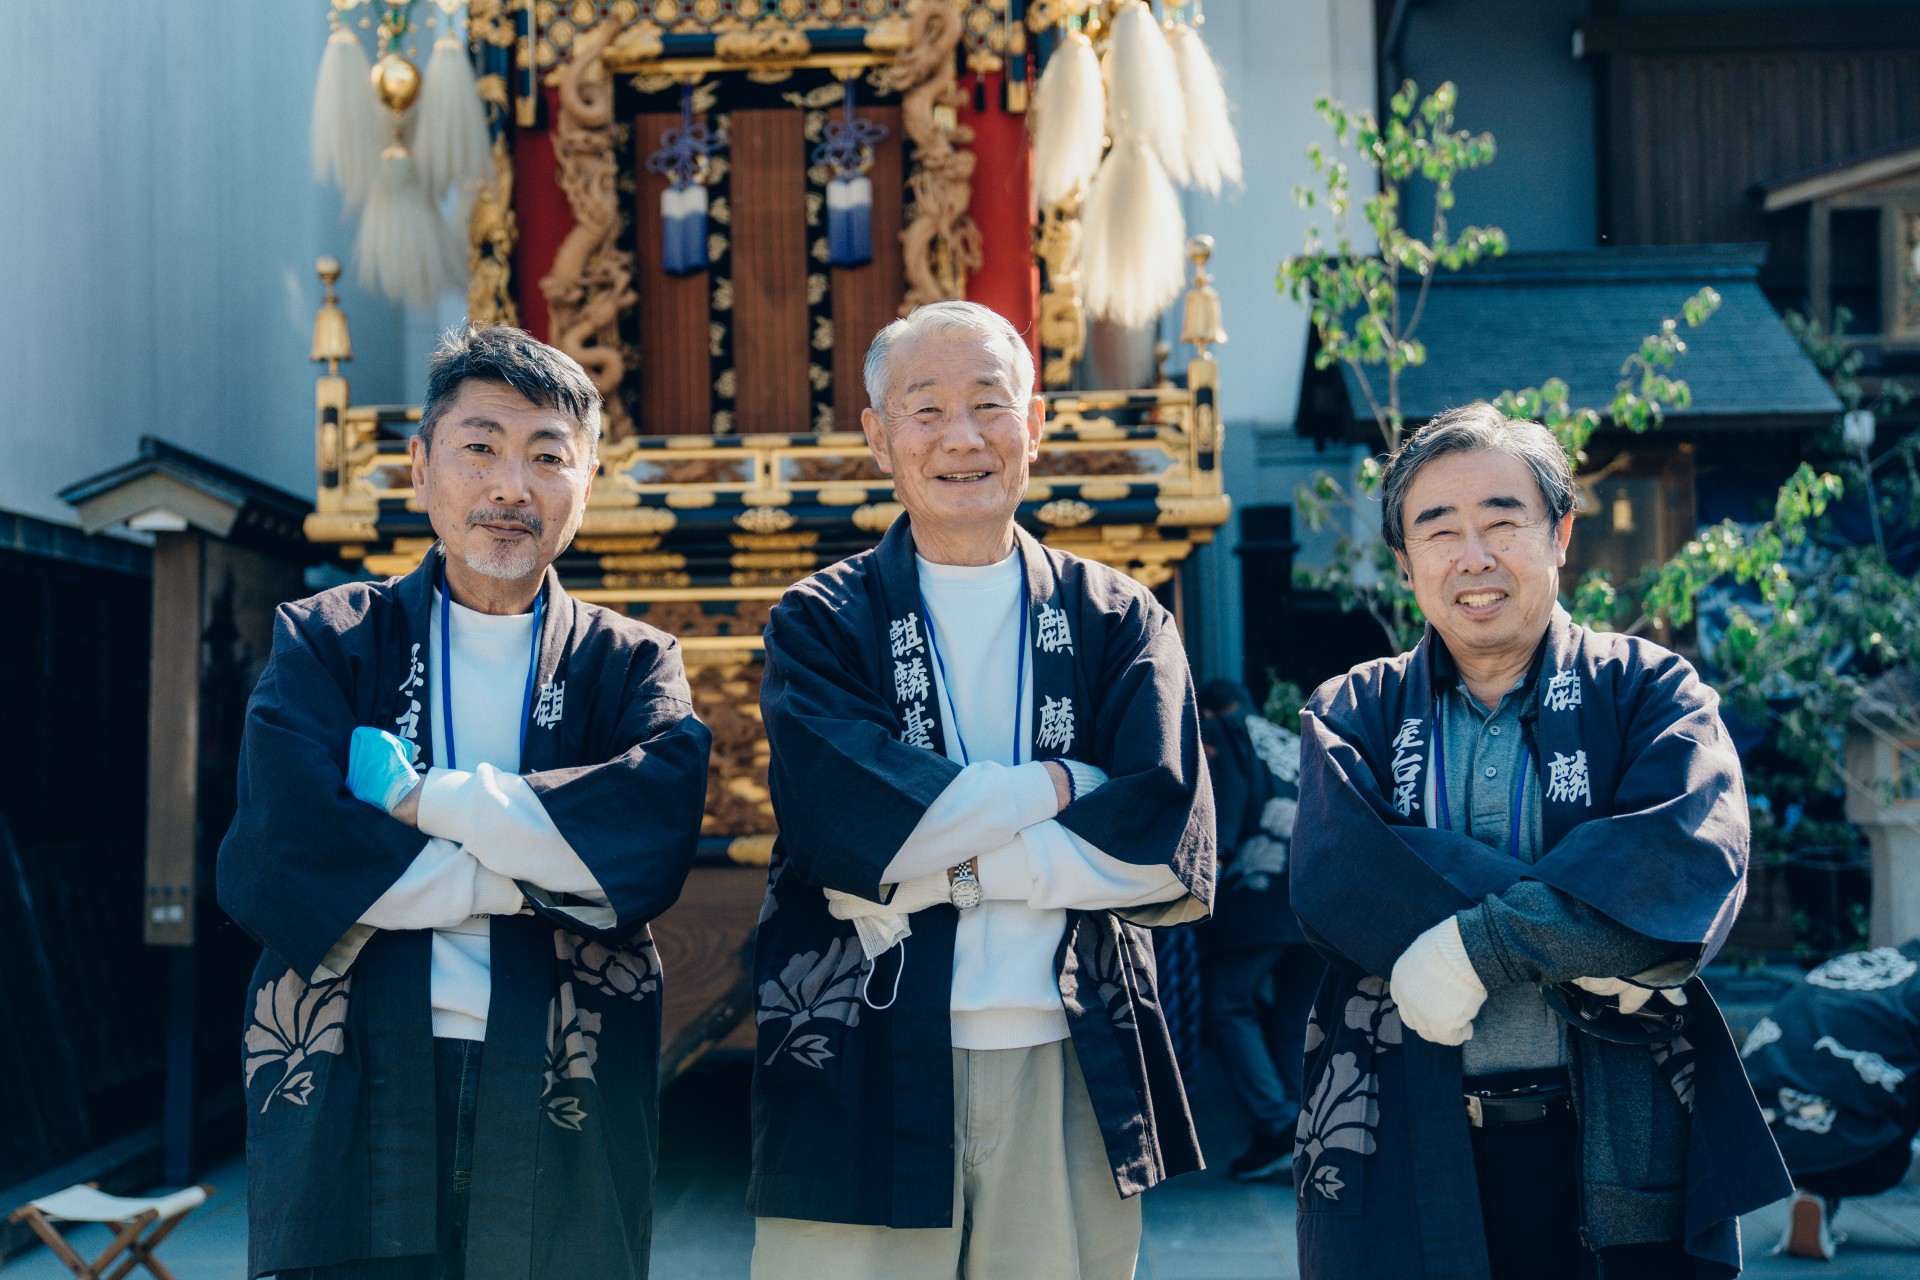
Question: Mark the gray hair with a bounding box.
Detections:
[862,301,1036,412]
[1379,402,1575,552]
[419,324,603,458]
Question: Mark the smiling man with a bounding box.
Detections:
[1289,403,1788,1280]
[748,301,1214,1278]
[218,326,710,1279]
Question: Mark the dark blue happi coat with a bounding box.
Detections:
[750,518,1215,1227]
[1742,942,1920,1176]
[1202,708,1305,953]
[1292,610,1790,1279]
[216,548,710,1279]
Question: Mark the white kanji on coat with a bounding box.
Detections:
[1546,749,1592,806]
[394,643,426,742]
[1035,602,1074,654]
[894,656,930,705]
[1037,696,1075,753]
[534,680,565,729]
[890,614,924,658]
[1544,669,1581,713]
[1390,718,1426,817]
[900,703,935,750]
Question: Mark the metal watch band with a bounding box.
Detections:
[950,858,983,911]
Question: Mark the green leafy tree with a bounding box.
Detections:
[1277,81,1719,653]
[1276,87,1920,956]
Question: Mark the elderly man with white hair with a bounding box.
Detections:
[747,301,1215,1279]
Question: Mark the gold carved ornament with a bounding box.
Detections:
[539,19,639,439]
[467,84,521,328]
[1035,192,1086,386]
[891,1,981,312]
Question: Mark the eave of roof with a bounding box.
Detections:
[1332,246,1840,429]
[1757,137,1920,211]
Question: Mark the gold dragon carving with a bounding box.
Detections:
[540,20,638,439]
[892,0,981,313]
[1035,192,1086,386]
[468,126,521,329]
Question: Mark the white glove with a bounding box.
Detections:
[825,873,954,960]
[1571,975,1689,1015]
[1389,917,1487,1046]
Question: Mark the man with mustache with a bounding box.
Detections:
[1290,403,1788,1279]
[749,302,1214,1278]
[218,326,711,1279]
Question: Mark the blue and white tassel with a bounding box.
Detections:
[646,84,725,277]
[815,80,888,267]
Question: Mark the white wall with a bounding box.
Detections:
[0,4,415,531]
[1176,0,1378,687]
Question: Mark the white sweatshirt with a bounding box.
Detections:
[355,593,606,1040]
[882,553,1186,1050]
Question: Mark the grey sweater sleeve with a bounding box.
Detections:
[1456,879,1700,991]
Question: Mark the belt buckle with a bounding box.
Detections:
[1465,1094,1485,1128]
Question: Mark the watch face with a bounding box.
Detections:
[951,878,984,910]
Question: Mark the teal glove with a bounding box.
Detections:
[348,727,421,814]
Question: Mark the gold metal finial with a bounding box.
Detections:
[372,52,422,116]
[1181,235,1226,356]
[312,257,353,374]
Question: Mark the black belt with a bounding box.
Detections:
[1464,1077,1571,1129]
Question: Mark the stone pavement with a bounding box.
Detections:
[6,1053,1917,1278]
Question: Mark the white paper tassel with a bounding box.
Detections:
[1105,2,1189,187]
[1168,23,1242,194]
[1031,30,1106,209]
[354,144,466,308]
[1081,135,1187,329]
[414,33,494,200]
[311,25,386,208]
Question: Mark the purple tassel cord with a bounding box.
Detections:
[645,84,725,276]
[815,81,887,267]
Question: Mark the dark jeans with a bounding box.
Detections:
[1203,943,1321,1137]
[1467,1069,1691,1280]
[1797,1117,1920,1204]
[278,1038,484,1280]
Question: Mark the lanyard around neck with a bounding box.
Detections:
[917,548,1028,767]
[1432,694,1530,862]
[438,561,545,772]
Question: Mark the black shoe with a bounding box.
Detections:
[1227,1131,1295,1182]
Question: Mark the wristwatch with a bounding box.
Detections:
[948,858,983,911]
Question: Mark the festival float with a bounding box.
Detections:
[302,0,1236,1075]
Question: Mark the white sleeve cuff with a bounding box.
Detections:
[974,837,1034,900]
[1007,761,1064,828]
[880,760,1064,883]
[1057,759,1109,805]
[472,865,526,917]
[357,837,520,933]
[415,764,606,901]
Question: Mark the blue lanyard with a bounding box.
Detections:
[917,550,1028,767]
[1432,695,1530,861]
[437,563,545,772]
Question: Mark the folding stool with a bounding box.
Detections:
[6,1182,212,1280]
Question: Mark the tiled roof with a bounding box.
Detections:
[1338,245,1840,427]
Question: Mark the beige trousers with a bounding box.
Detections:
[751,1039,1141,1280]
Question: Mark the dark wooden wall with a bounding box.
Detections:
[0,547,155,1186]
[1604,48,1920,248]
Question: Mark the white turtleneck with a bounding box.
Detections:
[353,593,607,1040]
[880,551,1186,1050]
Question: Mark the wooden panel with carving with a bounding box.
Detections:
[831,105,907,427]
[730,110,812,432]
[633,111,718,435]
[686,656,775,839]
